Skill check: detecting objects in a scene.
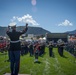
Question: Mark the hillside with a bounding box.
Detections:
[65,29,76,34]
[0,27,6,36]
[0,26,76,36]
[0,26,51,36]
[17,26,51,35]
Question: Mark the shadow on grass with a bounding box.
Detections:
[61,55,68,58]
[4,59,10,62]
[39,52,46,57]
[0,52,7,55]
[34,61,42,64]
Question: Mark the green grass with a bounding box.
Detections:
[0,47,76,75]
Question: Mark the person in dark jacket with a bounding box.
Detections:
[57,39,64,56]
[6,23,28,75]
[48,41,53,57]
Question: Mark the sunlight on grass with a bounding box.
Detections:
[0,48,76,75]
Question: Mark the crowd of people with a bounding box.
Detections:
[65,41,76,56]
[14,41,46,62]
[7,39,65,62]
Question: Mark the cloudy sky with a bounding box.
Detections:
[0,0,76,33]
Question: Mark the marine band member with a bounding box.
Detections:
[6,23,28,75]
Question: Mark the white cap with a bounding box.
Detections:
[9,22,16,27]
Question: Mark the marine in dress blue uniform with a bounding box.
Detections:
[6,23,28,75]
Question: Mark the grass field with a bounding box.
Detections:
[0,47,76,75]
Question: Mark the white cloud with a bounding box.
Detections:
[10,16,16,22]
[11,14,39,26]
[58,20,73,26]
